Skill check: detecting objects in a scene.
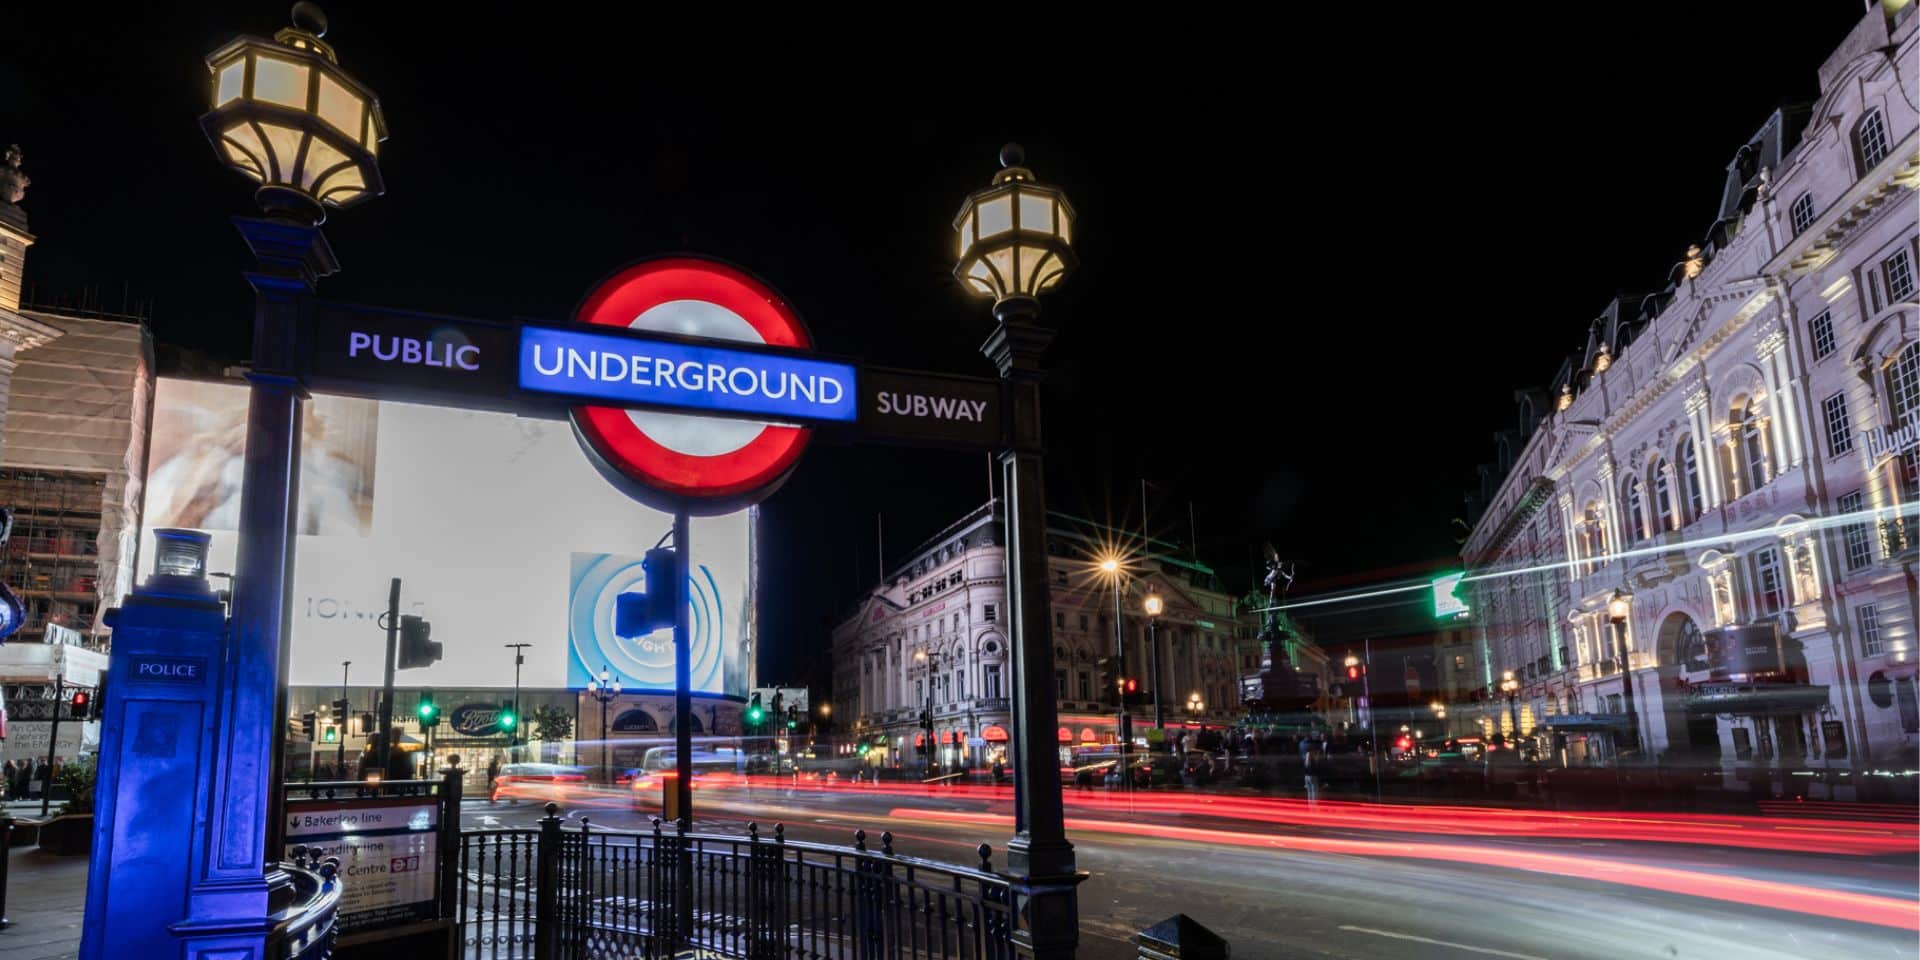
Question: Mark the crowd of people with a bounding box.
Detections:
[0,757,59,800]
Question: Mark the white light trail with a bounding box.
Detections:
[1248,503,1917,615]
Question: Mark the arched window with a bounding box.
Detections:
[1621,475,1648,544]
[1889,342,1920,424]
[1752,547,1787,617]
[1581,501,1608,568]
[1855,109,1891,172]
[1678,439,1704,519]
[1651,459,1676,533]
[1729,397,1769,496]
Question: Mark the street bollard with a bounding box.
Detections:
[1136,914,1230,960]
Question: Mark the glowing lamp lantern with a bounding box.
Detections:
[200,2,386,224]
[1607,588,1632,625]
[1142,593,1165,618]
[953,144,1077,305]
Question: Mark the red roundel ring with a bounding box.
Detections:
[570,256,813,508]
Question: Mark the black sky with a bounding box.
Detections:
[5,3,1872,683]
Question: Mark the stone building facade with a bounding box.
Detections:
[832,500,1251,771]
[1461,5,1919,794]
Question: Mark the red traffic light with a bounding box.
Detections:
[1124,678,1138,693]
[70,690,90,719]
[1396,736,1412,751]
[1346,665,1360,680]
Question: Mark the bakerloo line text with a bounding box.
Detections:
[527,343,846,405]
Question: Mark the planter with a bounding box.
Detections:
[37,813,93,856]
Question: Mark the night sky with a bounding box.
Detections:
[6,3,1871,685]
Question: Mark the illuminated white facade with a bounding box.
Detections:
[832,501,1250,769]
[1462,5,1919,792]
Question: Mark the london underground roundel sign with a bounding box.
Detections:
[570,257,817,513]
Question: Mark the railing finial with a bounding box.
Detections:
[881,831,894,856]
[748,821,760,842]
[977,843,993,871]
[543,801,559,818]
[774,823,785,844]
[854,829,867,851]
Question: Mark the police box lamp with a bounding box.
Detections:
[200,2,387,224]
[953,143,1077,304]
[137,528,218,600]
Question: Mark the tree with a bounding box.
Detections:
[531,704,573,762]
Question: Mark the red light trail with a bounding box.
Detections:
[891,808,1920,931]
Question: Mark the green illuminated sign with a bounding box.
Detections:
[1431,572,1469,619]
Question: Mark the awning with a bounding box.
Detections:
[1686,682,1830,715]
[914,732,926,747]
[1079,727,1098,743]
[983,725,1009,743]
[1057,727,1072,744]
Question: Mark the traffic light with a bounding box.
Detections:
[1346,664,1361,681]
[496,700,517,734]
[69,689,90,720]
[614,546,680,638]
[747,693,764,726]
[0,509,23,643]
[857,742,870,756]
[322,725,339,744]
[89,671,107,720]
[1121,676,1140,706]
[360,711,376,736]
[333,697,351,717]
[397,615,441,669]
[417,690,438,724]
[297,711,317,739]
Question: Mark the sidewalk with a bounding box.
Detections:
[0,845,86,960]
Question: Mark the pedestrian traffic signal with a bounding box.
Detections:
[857,742,870,756]
[333,697,351,717]
[747,693,764,725]
[69,689,90,720]
[397,615,441,669]
[496,701,517,733]
[360,711,376,736]
[322,725,339,744]
[417,690,438,724]
[298,711,317,739]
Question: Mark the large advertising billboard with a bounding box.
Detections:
[137,378,752,696]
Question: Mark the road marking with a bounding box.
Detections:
[1337,926,1546,960]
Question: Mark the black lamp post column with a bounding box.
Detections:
[188,215,333,938]
[983,297,1083,958]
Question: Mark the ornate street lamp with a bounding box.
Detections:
[1499,669,1519,737]
[589,665,622,781]
[957,144,1084,952]
[954,144,1077,304]
[200,2,386,223]
[1607,587,1640,756]
[1143,591,1166,730]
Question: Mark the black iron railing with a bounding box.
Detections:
[456,805,1014,960]
[270,849,343,960]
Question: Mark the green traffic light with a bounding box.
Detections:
[323,726,339,743]
[857,743,870,755]
[748,707,764,722]
[786,720,796,729]
[418,701,437,720]
[499,710,517,730]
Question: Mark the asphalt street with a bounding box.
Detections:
[462,783,1920,960]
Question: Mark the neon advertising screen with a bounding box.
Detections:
[136,377,754,696]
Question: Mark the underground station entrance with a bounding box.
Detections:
[78,10,1091,960]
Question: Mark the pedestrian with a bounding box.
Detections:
[486,755,501,803]
[1,760,13,801]
[1301,735,1324,807]
[32,759,48,798]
